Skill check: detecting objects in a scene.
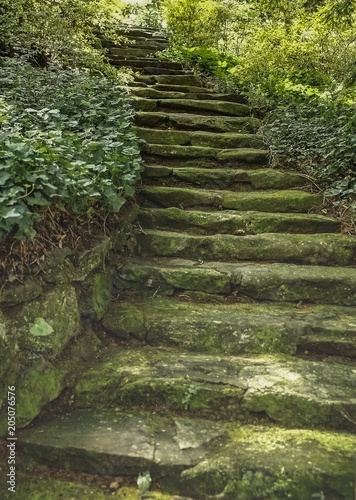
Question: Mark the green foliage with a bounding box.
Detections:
[163,0,356,206]
[261,89,356,198]
[162,0,231,47]
[164,46,238,81]
[0,58,141,239]
[124,0,164,28]
[182,384,198,409]
[0,0,126,74]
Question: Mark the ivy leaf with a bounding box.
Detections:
[29,318,54,337]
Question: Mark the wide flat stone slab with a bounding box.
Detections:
[135,112,261,133]
[134,98,250,116]
[17,410,356,499]
[102,298,356,358]
[143,167,303,190]
[71,347,356,430]
[138,207,341,234]
[135,74,203,86]
[141,186,322,213]
[18,409,227,477]
[115,257,356,306]
[142,144,270,167]
[137,128,264,149]
[136,230,356,266]
[131,87,246,103]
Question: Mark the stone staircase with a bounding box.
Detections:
[17,27,356,500]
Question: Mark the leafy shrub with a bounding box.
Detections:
[0,0,126,74]
[162,46,239,90]
[261,87,356,203]
[162,0,231,47]
[0,58,141,239]
[123,0,164,29]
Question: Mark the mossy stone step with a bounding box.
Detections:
[109,57,183,70]
[121,67,189,76]
[135,74,202,86]
[135,111,261,133]
[134,99,250,116]
[138,207,341,235]
[72,347,356,430]
[109,47,161,57]
[160,98,250,116]
[16,409,356,499]
[142,144,269,167]
[137,128,264,149]
[131,87,246,103]
[116,258,356,306]
[116,27,168,39]
[143,166,304,190]
[152,83,214,93]
[136,230,356,266]
[103,299,356,358]
[141,186,322,213]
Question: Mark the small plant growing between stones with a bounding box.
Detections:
[137,471,152,496]
[182,384,198,410]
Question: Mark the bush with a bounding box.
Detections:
[0,0,126,74]
[0,58,141,240]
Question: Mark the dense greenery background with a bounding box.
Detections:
[153,0,356,222]
[2,0,356,243]
[0,0,141,241]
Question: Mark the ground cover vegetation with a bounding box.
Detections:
[154,0,356,228]
[0,0,142,275]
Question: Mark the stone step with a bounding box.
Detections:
[115,65,189,76]
[103,299,356,358]
[153,83,213,93]
[138,207,341,235]
[109,47,162,57]
[17,409,356,499]
[141,144,269,168]
[116,258,356,306]
[135,111,261,133]
[135,74,202,86]
[71,346,356,430]
[109,57,183,70]
[140,186,322,213]
[137,128,265,149]
[134,98,250,116]
[135,230,356,266]
[143,166,305,190]
[131,87,246,103]
[116,27,168,40]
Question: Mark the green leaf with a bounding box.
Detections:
[29,318,54,337]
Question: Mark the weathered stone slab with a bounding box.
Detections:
[136,230,356,266]
[159,99,250,116]
[71,347,356,429]
[102,298,356,357]
[143,167,305,190]
[15,412,356,499]
[18,409,227,477]
[138,207,341,234]
[141,186,322,213]
[135,112,261,133]
[115,258,356,306]
[137,128,264,149]
[131,87,246,103]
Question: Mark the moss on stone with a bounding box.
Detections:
[137,230,356,266]
[160,98,250,116]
